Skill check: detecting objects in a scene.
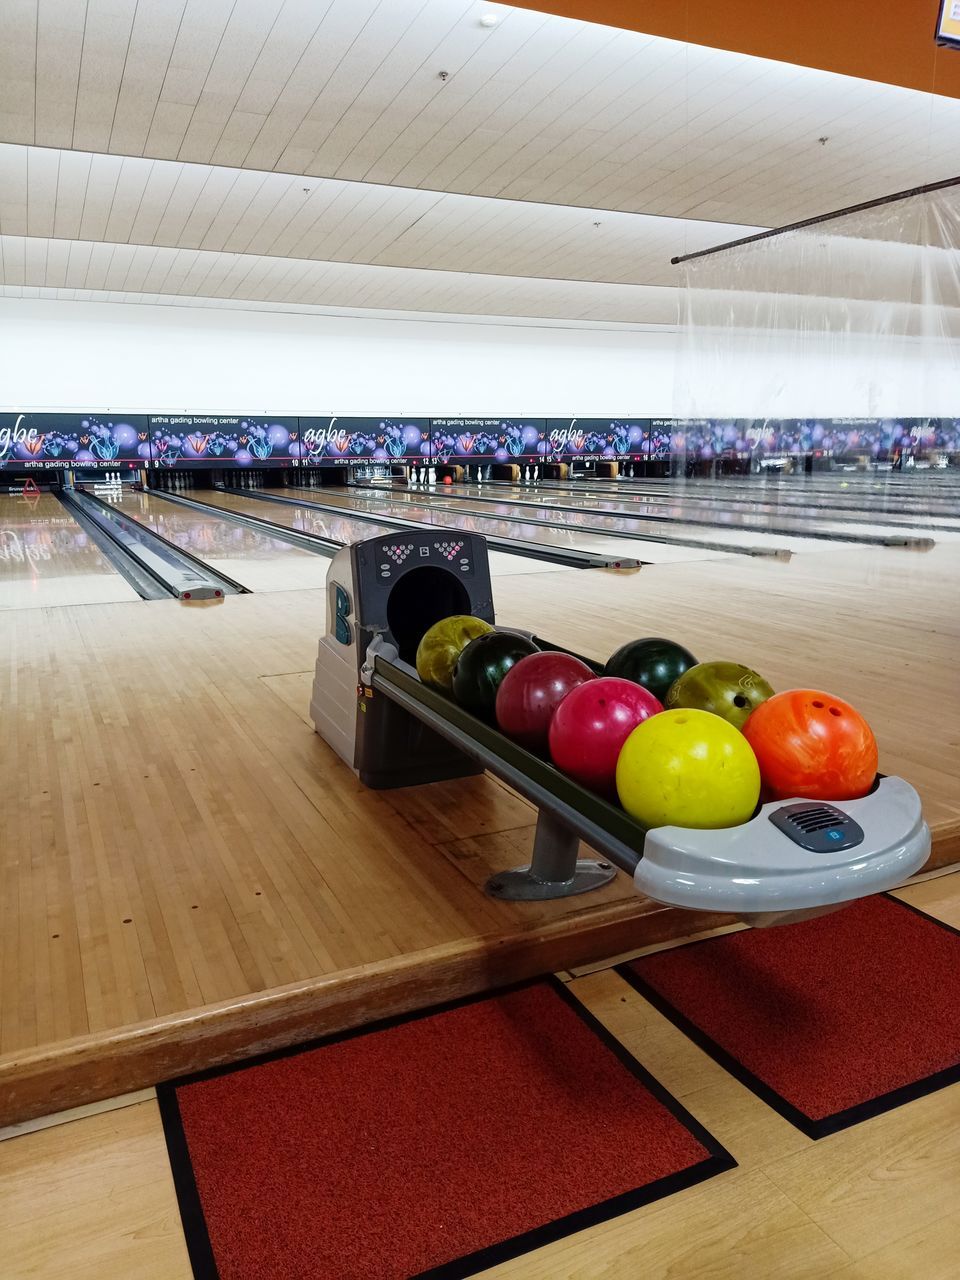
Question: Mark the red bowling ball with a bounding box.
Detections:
[495,651,596,752]
[548,677,663,796]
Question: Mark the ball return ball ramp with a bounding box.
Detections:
[311,532,930,928]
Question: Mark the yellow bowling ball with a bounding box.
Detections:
[416,615,494,691]
[616,708,760,830]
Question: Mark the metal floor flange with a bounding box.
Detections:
[485,809,617,900]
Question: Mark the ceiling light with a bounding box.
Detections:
[479,13,499,27]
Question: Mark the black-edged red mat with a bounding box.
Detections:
[619,894,960,1139]
[158,977,734,1280]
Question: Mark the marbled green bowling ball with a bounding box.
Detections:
[603,637,698,704]
[665,660,775,729]
[416,614,494,691]
[452,631,540,721]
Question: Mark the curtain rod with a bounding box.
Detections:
[671,173,960,266]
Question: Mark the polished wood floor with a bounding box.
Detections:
[1,538,958,1125]
[2,871,957,1280]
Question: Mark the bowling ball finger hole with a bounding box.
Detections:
[733,694,749,708]
[829,706,841,716]
[812,699,825,707]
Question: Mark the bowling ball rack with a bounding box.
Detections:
[365,642,931,924]
[310,530,929,926]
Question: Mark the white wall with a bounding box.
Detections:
[676,328,960,419]
[0,299,677,417]
[0,297,955,419]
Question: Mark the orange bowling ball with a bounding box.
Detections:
[742,689,878,801]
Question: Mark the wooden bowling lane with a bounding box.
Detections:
[0,492,140,610]
[370,484,938,551]
[612,474,960,513]
[516,471,960,514]
[192,487,571,577]
[112,489,331,593]
[284,486,761,563]
[0,537,957,1129]
[452,478,960,534]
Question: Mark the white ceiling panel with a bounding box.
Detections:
[1,0,958,227]
[0,232,680,323]
[0,144,760,286]
[2,0,958,331]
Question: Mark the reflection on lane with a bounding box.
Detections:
[294,487,786,557]
[113,489,331,592]
[194,487,395,546]
[359,483,941,544]
[193,488,570,581]
[461,480,960,531]
[276,481,742,563]
[0,492,140,609]
[513,476,960,517]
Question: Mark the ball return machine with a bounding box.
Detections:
[311,531,930,927]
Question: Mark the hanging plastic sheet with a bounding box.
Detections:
[672,179,960,473]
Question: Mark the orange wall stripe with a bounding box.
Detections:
[512,1,960,100]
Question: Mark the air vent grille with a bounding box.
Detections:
[789,807,851,833]
[768,801,864,852]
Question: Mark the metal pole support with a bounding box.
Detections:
[485,809,618,901]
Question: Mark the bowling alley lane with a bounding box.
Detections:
[110,488,331,592]
[305,485,880,557]
[489,477,960,532]
[551,472,960,513]
[280,486,752,563]
[190,487,572,576]
[356,483,945,551]
[0,492,140,610]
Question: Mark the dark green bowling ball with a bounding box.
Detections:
[603,637,698,704]
[453,632,540,721]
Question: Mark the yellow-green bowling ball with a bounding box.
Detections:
[616,708,761,830]
[415,615,494,691]
[665,660,774,729]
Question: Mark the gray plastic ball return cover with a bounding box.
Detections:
[635,776,929,927]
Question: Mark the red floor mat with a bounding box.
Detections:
[158,978,733,1280]
[620,895,960,1138]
